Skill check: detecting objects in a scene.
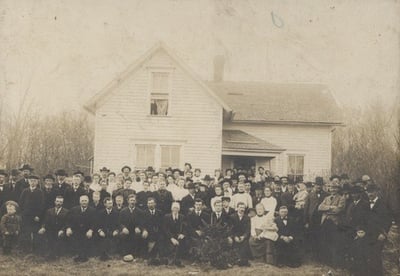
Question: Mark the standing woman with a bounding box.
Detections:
[261,186,277,217]
[249,203,279,265]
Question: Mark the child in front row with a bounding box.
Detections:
[0,201,21,254]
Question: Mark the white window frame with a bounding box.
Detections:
[133,140,183,171]
[147,67,174,117]
[287,154,305,181]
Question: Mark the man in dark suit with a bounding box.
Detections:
[0,170,8,208]
[66,194,96,262]
[53,169,69,197]
[38,195,69,259]
[280,183,296,214]
[19,175,44,252]
[89,191,104,211]
[142,197,165,265]
[136,181,154,210]
[344,185,369,236]
[229,202,251,266]
[42,174,57,213]
[303,181,328,259]
[118,194,145,259]
[210,199,230,227]
[15,164,34,202]
[222,197,235,216]
[3,169,20,203]
[186,198,210,257]
[162,202,187,267]
[96,197,119,261]
[63,174,86,209]
[181,182,197,215]
[153,179,173,215]
[365,184,393,276]
[275,206,301,267]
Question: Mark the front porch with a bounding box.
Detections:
[221,130,285,174]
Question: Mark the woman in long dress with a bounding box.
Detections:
[249,203,279,265]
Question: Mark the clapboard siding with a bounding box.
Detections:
[223,123,333,180]
[93,49,223,175]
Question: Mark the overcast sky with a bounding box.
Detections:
[1,0,399,115]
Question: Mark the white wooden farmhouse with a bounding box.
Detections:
[84,42,342,181]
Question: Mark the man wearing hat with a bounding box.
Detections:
[54,169,69,197]
[99,167,110,184]
[303,179,328,260]
[121,166,132,181]
[181,182,197,215]
[0,170,9,208]
[365,183,392,276]
[221,196,235,216]
[317,182,346,267]
[15,164,34,201]
[3,169,20,202]
[344,185,369,237]
[19,174,45,252]
[42,174,57,212]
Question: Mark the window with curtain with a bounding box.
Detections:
[288,155,304,182]
[150,72,169,116]
[160,145,180,169]
[136,144,155,168]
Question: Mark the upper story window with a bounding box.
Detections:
[150,72,170,116]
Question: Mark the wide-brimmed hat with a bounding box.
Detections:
[43,174,55,181]
[100,167,110,172]
[19,164,34,171]
[121,165,132,172]
[55,169,67,176]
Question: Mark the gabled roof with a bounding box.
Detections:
[207,81,343,125]
[222,130,285,153]
[84,42,231,114]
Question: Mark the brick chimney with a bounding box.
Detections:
[213,55,225,82]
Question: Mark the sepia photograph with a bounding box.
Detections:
[0,0,399,275]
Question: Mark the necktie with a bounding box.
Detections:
[216,213,220,219]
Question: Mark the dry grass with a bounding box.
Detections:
[0,255,347,276]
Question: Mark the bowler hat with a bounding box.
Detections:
[100,167,110,172]
[43,174,55,181]
[10,169,19,177]
[315,177,324,186]
[0,169,8,177]
[202,175,214,181]
[187,182,195,189]
[121,166,132,172]
[55,169,67,176]
[27,175,40,180]
[19,164,34,171]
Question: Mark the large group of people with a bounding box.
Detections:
[0,163,394,275]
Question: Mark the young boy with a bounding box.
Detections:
[0,201,21,254]
[347,225,369,276]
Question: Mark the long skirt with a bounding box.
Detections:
[249,237,276,265]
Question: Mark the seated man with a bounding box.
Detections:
[229,202,251,267]
[66,195,96,262]
[118,194,146,260]
[38,196,69,260]
[210,200,230,227]
[142,197,165,265]
[186,198,210,258]
[275,206,301,267]
[162,202,187,267]
[96,197,119,261]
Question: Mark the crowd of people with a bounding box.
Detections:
[0,163,394,275]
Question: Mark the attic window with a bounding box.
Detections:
[150,72,169,116]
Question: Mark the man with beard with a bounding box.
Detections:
[42,174,57,212]
[38,196,69,260]
[304,180,328,260]
[66,195,95,262]
[15,164,34,201]
[162,202,187,267]
[365,183,392,276]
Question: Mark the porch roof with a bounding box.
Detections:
[222,130,285,154]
